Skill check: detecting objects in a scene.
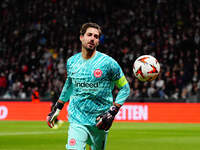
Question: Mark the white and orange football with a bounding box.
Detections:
[133,55,160,82]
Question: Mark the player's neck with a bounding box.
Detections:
[82,48,96,60]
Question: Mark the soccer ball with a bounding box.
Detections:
[133,55,160,82]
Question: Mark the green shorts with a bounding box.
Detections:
[66,123,108,150]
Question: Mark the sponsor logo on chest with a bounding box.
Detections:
[75,81,99,88]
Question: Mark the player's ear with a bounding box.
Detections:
[80,35,83,42]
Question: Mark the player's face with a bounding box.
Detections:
[80,27,100,51]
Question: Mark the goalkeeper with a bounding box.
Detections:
[47,22,130,150]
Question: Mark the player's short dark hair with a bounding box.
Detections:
[80,22,102,37]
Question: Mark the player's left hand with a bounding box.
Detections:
[96,105,120,131]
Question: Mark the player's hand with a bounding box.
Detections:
[46,110,59,128]
[96,105,120,131]
[46,101,64,128]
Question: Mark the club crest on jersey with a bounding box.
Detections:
[94,69,102,78]
[69,138,76,146]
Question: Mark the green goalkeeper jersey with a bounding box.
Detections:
[59,51,130,125]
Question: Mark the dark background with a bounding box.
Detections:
[0,0,200,102]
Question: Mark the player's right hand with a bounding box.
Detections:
[47,110,59,128]
[46,101,64,128]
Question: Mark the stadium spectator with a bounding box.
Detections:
[0,73,7,96]
[31,87,40,103]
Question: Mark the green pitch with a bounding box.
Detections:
[0,121,200,150]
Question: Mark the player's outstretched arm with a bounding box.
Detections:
[47,100,65,128]
[47,70,72,128]
[96,76,130,131]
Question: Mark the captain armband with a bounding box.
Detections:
[114,76,128,88]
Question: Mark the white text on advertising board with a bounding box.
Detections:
[115,105,148,120]
[0,106,8,119]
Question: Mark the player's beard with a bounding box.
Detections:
[86,47,95,52]
[85,43,96,52]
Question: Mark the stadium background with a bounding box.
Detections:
[0,0,200,102]
[0,0,200,149]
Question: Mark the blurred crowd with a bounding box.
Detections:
[0,0,200,101]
